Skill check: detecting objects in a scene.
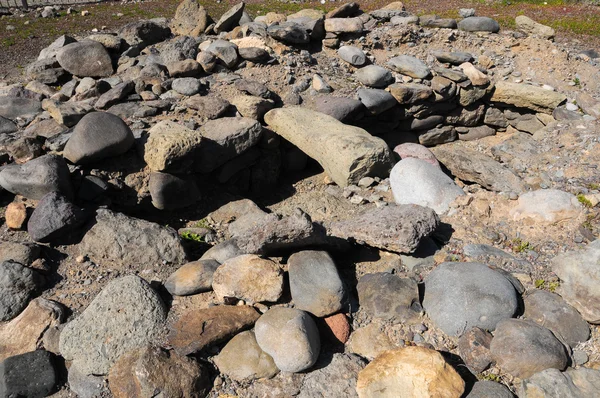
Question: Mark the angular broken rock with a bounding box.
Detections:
[231,208,325,255]
[59,275,167,375]
[357,272,422,323]
[143,120,203,173]
[0,298,64,361]
[212,254,283,303]
[264,107,393,187]
[79,209,187,267]
[167,305,260,355]
[431,145,527,193]
[356,346,465,398]
[170,0,209,36]
[491,81,567,113]
[108,344,210,398]
[327,204,439,253]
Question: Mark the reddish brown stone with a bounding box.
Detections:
[458,327,493,373]
[324,313,351,344]
[167,305,260,355]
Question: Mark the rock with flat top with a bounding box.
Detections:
[491,82,566,113]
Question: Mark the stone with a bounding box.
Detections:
[357,272,422,323]
[231,95,275,120]
[393,143,439,167]
[431,50,473,65]
[0,96,42,120]
[78,175,109,201]
[185,95,230,119]
[418,125,457,145]
[38,34,77,60]
[355,65,394,88]
[357,88,397,115]
[458,17,500,33]
[490,319,568,378]
[0,116,17,134]
[196,117,262,172]
[552,240,600,323]
[143,120,203,172]
[59,276,166,375]
[523,289,590,347]
[0,298,64,361]
[423,262,519,336]
[212,254,283,303]
[167,305,260,355]
[201,239,245,264]
[421,18,457,29]
[165,259,219,296]
[206,39,239,68]
[79,209,187,267]
[387,83,433,104]
[234,79,271,99]
[171,77,202,96]
[312,74,332,93]
[515,15,555,40]
[159,35,197,65]
[390,157,465,214]
[265,107,393,187]
[68,363,108,398]
[326,2,360,18]
[171,0,209,36]
[325,17,364,33]
[214,2,245,33]
[0,261,44,322]
[56,41,113,77]
[338,45,367,66]
[27,192,87,243]
[86,33,123,51]
[387,55,431,79]
[390,15,419,25]
[356,346,465,398]
[491,81,566,113]
[431,146,527,193]
[149,172,200,210]
[267,22,310,44]
[327,204,439,253]
[460,62,489,85]
[214,331,279,381]
[347,323,395,360]
[43,99,93,127]
[238,46,270,62]
[108,345,209,398]
[0,242,40,266]
[459,125,496,141]
[95,80,135,109]
[5,203,27,230]
[0,350,58,398]
[323,313,351,344]
[520,367,600,397]
[118,19,171,46]
[168,59,201,77]
[510,189,582,223]
[458,327,493,373]
[459,85,489,107]
[255,307,320,373]
[298,353,364,398]
[467,381,515,398]
[63,112,134,164]
[313,96,365,122]
[288,250,345,317]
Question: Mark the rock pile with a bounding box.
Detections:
[0,0,599,397]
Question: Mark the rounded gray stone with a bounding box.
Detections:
[354,65,394,88]
[387,55,431,79]
[458,17,500,33]
[149,172,200,210]
[338,45,367,66]
[357,272,422,323]
[172,77,201,96]
[466,381,515,398]
[288,250,345,317]
[423,262,518,336]
[255,307,320,373]
[59,275,167,375]
[0,260,44,321]
[357,88,397,115]
[56,41,114,78]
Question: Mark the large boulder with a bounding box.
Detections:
[170,0,209,36]
[78,209,187,267]
[423,262,519,336]
[515,15,555,40]
[264,107,393,187]
[56,41,114,78]
[59,276,167,375]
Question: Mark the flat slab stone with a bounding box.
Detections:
[491,81,567,113]
[264,107,393,187]
[327,204,439,253]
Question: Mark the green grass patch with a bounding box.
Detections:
[180,230,205,243]
[577,193,594,208]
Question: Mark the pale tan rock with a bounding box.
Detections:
[212,254,283,303]
[491,81,567,113]
[325,17,364,33]
[214,330,278,381]
[347,323,395,360]
[0,298,64,361]
[459,62,489,86]
[356,346,464,398]
[231,95,274,120]
[143,120,203,172]
[515,15,555,40]
[5,202,27,229]
[170,0,209,36]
